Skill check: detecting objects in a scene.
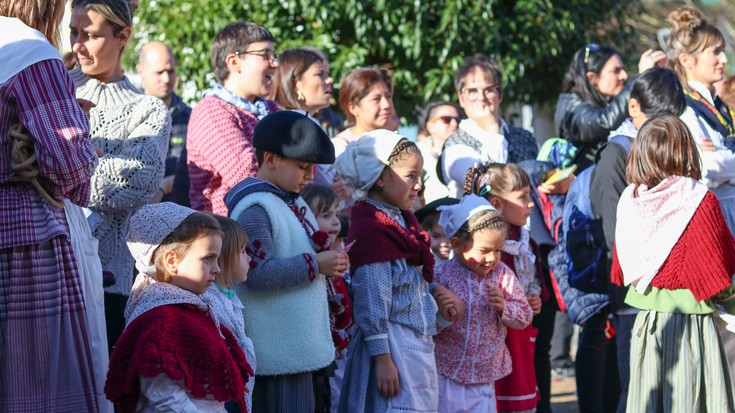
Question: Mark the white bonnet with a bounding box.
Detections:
[437,194,496,238]
[126,202,197,278]
[330,129,407,199]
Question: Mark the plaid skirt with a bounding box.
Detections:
[0,235,99,412]
[627,310,735,413]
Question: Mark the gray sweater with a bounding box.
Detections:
[70,68,170,295]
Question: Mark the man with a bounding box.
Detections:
[186,22,279,215]
[137,41,192,205]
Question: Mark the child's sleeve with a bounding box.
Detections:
[139,374,199,413]
[498,265,534,329]
[351,262,394,357]
[238,205,319,292]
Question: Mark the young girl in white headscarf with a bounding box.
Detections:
[332,130,463,413]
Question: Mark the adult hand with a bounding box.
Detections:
[77,98,95,119]
[332,175,354,201]
[638,49,668,73]
[699,137,717,153]
[463,102,499,134]
[537,173,574,195]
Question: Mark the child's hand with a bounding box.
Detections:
[486,284,505,315]
[527,294,542,315]
[332,176,354,201]
[316,250,350,278]
[432,285,465,323]
[374,354,400,398]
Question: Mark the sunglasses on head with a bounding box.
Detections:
[429,115,463,125]
[584,43,601,65]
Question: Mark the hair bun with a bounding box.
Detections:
[669,6,706,33]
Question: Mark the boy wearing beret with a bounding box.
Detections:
[187,22,280,215]
[224,111,350,413]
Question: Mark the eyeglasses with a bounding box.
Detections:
[461,85,500,100]
[428,115,463,125]
[234,48,278,64]
[583,43,601,65]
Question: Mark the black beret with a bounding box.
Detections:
[253,111,335,164]
[414,196,460,223]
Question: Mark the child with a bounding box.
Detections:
[434,194,533,413]
[105,202,253,413]
[204,215,257,413]
[465,162,542,413]
[224,111,348,413]
[331,129,463,413]
[415,197,460,266]
[590,67,687,412]
[301,183,354,358]
[301,183,355,413]
[612,116,735,412]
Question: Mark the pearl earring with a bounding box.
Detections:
[297,90,304,101]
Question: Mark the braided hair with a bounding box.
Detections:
[463,162,530,201]
[453,208,507,243]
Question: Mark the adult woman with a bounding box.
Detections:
[333,67,396,155]
[668,6,735,235]
[555,45,666,171]
[417,100,461,203]
[0,0,99,410]
[69,0,170,351]
[554,44,665,413]
[274,47,334,118]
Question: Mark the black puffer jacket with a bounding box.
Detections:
[553,78,635,171]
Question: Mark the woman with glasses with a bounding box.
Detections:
[439,54,540,197]
[417,100,462,203]
[555,44,665,171]
[69,0,170,355]
[186,22,280,216]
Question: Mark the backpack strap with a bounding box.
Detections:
[608,134,633,155]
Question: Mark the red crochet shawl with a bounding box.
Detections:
[348,200,435,282]
[105,304,253,413]
[611,192,735,301]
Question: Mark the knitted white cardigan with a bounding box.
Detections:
[70,68,170,296]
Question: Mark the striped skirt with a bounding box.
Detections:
[627,310,735,413]
[0,236,99,412]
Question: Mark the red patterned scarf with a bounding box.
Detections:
[348,200,435,282]
[106,304,253,413]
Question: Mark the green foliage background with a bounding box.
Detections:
[124,0,637,120]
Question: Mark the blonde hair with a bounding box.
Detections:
[71,0,132,35]
[212,215,248,288]
[152,213,222,283]
[0,0,68,48]
[667,6,725,86]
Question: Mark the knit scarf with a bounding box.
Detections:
[502,225,541,296]
[616,176,707,293]
[105,303,253,413]
[203,83,270,120]
[348,200,434,282]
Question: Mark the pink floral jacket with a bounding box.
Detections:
[433,258,532,384]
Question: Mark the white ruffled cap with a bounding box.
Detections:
[126,202,197,278]
[330,129,407,200]
[437,194,496,238]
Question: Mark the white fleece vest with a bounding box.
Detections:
[230,192,333,375]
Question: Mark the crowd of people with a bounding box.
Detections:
[3,0,735,412]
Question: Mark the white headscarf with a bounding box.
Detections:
[329,129,406,200]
